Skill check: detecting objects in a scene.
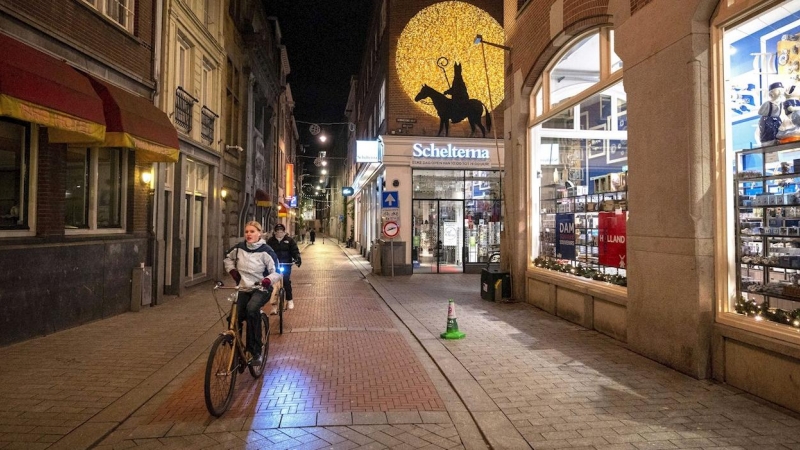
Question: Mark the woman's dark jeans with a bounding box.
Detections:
[236,289,270,356]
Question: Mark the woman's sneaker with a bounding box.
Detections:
[287,300,295,310]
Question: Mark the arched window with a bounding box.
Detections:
[528,27,628,286]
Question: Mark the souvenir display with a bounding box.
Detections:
[734,143,800,325]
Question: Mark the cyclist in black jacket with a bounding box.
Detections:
[266,223,301,313]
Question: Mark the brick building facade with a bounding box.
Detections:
[347,0,506,274]
[0,0,178,344]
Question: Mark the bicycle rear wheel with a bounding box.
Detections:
[279,287,286,334]
[204,334,238,417]
[248,313,270,378]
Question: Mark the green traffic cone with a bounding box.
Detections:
[440,299,465,339]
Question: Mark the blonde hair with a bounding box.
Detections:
[244,221,262,233]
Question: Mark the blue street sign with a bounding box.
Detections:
[381,191,399,208]
[342,186,354,196]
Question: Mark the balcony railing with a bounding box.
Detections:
[174,86,198,133]
[201,106,218,144]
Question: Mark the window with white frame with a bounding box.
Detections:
[0,119,34,234]
[65,147,127,231]
[378,79,386,129]
[83,0,134,32]
[201,61,213,108]
[177,38,191,91]
[185,159,208,277]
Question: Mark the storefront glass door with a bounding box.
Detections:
[412,200,437,273]
[412,199,463,273]
[438,200,463,273]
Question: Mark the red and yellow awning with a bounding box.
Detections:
[82,75,179,163]
[0,33,106,143]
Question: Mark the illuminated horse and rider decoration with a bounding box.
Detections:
[414,62,492,137]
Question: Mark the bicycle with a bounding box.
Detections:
[204,281,271,417]
[273,262,298,334]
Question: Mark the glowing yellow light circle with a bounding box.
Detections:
[396,1,504,118]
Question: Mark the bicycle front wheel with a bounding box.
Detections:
[279,287,286,334]
[204,334,238,417]
[248,313,270,378]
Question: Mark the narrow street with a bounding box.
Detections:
[1,239,798,449]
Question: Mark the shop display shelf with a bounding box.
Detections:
[741,290,800,303]
[735,142,800,311]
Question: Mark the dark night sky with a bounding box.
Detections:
[266,1,374,124]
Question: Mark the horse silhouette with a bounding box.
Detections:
[414,84,491,137]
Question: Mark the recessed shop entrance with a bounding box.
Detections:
[412,199,463,273]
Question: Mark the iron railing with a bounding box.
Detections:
[201,106,218,144]
[175,87,198,133]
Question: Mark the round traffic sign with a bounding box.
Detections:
[382,221,399,238]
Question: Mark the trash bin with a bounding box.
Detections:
[481,268,510,301]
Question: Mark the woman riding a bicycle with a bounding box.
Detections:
[223,221,281,366]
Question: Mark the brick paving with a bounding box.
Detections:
[2,237,800,449]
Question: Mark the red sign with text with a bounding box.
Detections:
[598,211,627,268]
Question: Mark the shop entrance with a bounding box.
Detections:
[412,199,463,273]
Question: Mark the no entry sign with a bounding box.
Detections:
[382,221,399,238]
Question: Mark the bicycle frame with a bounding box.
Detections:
[212,285,258,374]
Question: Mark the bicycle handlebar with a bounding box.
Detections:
[214,281,267,290]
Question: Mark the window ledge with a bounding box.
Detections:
[65,228,128,236]
[526,266,628,305]
[0,230,35,239]
[716,313,800,349]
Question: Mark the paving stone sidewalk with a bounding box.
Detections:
[2,238,800,450]
[348,249,800,450]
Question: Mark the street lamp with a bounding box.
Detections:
[474,34,511,114]
[474,34,511,51]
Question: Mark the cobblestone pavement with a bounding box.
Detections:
[1,238,799,449]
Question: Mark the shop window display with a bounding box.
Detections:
[533,85,628,285]
[529,28,627,285]
[412,169,503,273]
[724,1,800,329]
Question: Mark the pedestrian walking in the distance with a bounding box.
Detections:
[309,229,316,245]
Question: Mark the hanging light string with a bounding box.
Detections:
[295,120,354,126]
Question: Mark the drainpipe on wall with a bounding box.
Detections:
[152,0,165,106]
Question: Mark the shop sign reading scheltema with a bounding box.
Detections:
[411,142,491,168]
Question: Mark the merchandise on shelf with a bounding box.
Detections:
[734,142,800,328]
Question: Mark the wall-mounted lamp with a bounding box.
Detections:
[220,188,228,199]
[319,135,327,143]
[141,171,153,186]
[321,169,328,175]
[474,34,511,51]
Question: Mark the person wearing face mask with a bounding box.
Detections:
[266,223,301,313]
[223,221,280,366]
